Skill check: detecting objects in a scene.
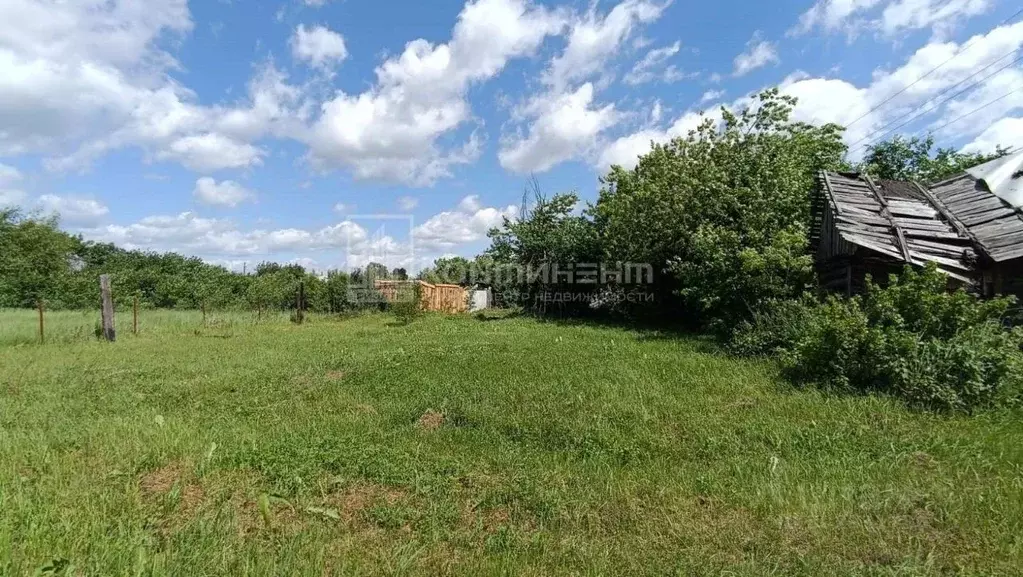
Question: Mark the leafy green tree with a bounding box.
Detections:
[860,135,1010,184]
[592,89,846,329]
[0,209,78,307]
[486,188,601,314]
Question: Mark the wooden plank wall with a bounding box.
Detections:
[374,280,468,313]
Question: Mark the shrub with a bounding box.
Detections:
[733,265,1023,411]
[391,283,424,326]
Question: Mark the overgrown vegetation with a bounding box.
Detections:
[732,265,1023,411]
[391,282,424,325]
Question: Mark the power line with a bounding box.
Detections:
[843,5,1023,129]
[925,85,1023,136]
[851,52,1023,151]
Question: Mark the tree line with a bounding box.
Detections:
[0,210,410,313]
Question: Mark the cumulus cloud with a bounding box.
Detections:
[499,0,668,173]
[36,195,110,225]
[699,89,725,104]
[500,83,618,173]
[733,33,779,77]
[544,0,668,90]
[291,24,348,68]
[0,1,307,175]
[794,0,993,37]
[962,117,1023,153]
[193,178,255,207]
[413,195,518,250]
[302,0,567,185]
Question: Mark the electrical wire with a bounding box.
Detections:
[843,5,1023,129]
[852,52,1023,151]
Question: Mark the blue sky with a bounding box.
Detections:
[1,0,1021,272]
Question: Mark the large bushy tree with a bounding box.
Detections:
[592,89,847,329]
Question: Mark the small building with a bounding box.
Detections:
[810,151,1023,298]
[810,171,975,295]
[928,150,1023,298]
[374,280,468,313]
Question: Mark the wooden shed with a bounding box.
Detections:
[374,280,468,313]
[928,150,1023,298]
[810,171,976,295]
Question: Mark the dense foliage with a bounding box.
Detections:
[0,208,389,313]
[391,282,424,325]
[859,135,1009,184]
[732,266,1023,411]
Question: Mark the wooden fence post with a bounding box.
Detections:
[99,274,116,342]
[133,296,139,336]
[37,299,44,344]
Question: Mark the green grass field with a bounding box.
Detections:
[2,310,1022,575]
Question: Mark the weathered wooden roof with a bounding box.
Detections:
[929,173,1023,263]
[816,171,975,282]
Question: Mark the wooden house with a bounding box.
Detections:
[810,171,976,295]
[810,151,1023,298]
[928,150,1023,298]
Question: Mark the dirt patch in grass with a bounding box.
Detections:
[326,371,346,381]
[321,482,409,521]
[139,460,192,497]
[139,460,208,532]
[416,409,445,431]
[460,503,512,533]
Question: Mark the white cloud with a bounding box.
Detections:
[302,0,567,185]
[733,33,779,77]
[794,0,993,37]
[0,1,308,175]
[499,83,618,173]
[600,19,1023,171]
[193,177,255,207]
[413,195,518,250]
[397,196,419,211]
[962,117,1023,153]
[499,0,668,173]
[624,41,690,85]
[0,190,27,207]
[159,134,266,173]
[699,89,725,104]
[0,164,25,207]
[36,195,109,225]
[544,0,668,89]
[76,196,519,272]
[291,24,348,69]
[333,202,352,213]
[794,0,885,33]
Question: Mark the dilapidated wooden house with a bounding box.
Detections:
[810,151,1023,297]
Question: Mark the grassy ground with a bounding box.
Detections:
[1,310,1022,575]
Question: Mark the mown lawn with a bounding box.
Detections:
[1,310,1021,575]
